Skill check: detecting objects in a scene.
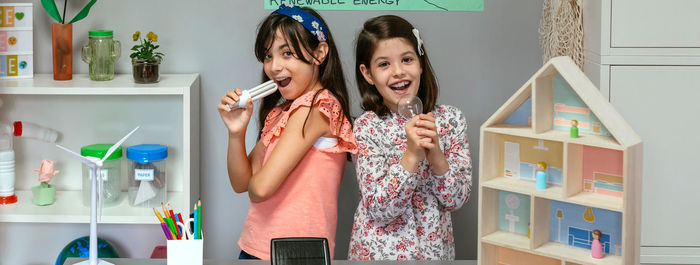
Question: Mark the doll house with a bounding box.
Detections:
[477,56,642,265]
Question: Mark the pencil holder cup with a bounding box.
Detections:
[167,239,203,265]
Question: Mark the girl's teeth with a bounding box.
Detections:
[391,81,409,88]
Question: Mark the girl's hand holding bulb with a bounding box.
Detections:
[399,95,449,175]
[218,88,255,137]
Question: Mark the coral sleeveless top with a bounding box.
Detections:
[238,90,357,259]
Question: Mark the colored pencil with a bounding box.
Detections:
[160,222,173,240]
[161,202,170,218]
[196,200,202,239]
[153,208,165,223]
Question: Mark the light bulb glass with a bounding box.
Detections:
[397,95,423,118]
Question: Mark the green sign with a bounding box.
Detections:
[265,0,483,11]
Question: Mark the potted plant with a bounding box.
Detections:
[41,0,100,80]
[130,31,164,83]
[31,160,60,206]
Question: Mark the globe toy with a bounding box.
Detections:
[55,236,119,265]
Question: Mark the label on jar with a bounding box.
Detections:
[88,169,109,181]
[134,169,154,181]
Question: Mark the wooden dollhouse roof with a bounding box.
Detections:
[482,56,641,147]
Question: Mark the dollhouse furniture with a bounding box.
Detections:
[478,56,642,264]
[0,74,200,224]
[582,0,700,262]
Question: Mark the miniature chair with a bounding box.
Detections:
[270,237,330,265]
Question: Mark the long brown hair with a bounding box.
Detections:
[355,15,438,117]
[254,7,351,137]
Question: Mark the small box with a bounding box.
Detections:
[0,3,33,79]
[167,239,203,265]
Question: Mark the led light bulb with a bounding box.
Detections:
[397,95,423,118]
[227,80,278,110]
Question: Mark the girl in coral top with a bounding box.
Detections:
[217,4,357,260]
[348,15,472,260]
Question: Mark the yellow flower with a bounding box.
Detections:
[146,32,157,42]
[132,31,140,41]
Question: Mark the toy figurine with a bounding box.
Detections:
[591,229,604,259]
[31,160,59,206]
[536,161,547,190]
[570,119,579,138]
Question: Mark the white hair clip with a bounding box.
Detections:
[412,28,424,56]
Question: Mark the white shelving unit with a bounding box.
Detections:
[0,74,200,224]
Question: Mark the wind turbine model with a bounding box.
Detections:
[56,127,139,265]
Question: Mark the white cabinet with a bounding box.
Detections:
[583,1,700,263]
[610,66,700,247]
[610,0,700,48]
[0,74,200,224]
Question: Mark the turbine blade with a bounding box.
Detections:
[101,126,139,163]
[56,144,96,166]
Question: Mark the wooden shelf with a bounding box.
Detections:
[0,190,183,224]
[484,124,623,150]
[482,177,622,211]
[567,192,622,212]
[535,241,623,265]
[481,230,530,251]
[482,235,624,265]
[479,57,640,265]
[0,74,198,95]
[481,176,564,200]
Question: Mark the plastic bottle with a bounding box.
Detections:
[0,121,59,143]
[0,121,58,205]
[0,133,17,204]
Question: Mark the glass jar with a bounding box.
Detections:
[81,30,121,81]
[132,58,161,83]
[81,144,123,207]
[127,144,167,207]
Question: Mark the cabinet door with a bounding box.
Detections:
[611,0,700,48]
[610,66,700,247]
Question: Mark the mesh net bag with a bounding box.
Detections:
[539,0,584,69]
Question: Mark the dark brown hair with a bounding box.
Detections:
[254,7,351,137]
[355,15,438,116]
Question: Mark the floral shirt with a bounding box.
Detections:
[347,105,472,260]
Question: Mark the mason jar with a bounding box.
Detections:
[81,30,121,81]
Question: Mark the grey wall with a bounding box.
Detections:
[0,0,543,263]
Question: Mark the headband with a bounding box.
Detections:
[273,4,328,42]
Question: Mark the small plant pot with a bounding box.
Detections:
[132,58,160,83]
[32,184,56,206]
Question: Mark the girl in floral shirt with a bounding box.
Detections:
[348,15,472,260]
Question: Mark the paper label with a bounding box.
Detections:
[135,168,154,181]
[88,169,109,181]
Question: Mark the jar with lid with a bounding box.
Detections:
[81,30,121,81]
[127,144,167,207]
[81,144,123,207]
